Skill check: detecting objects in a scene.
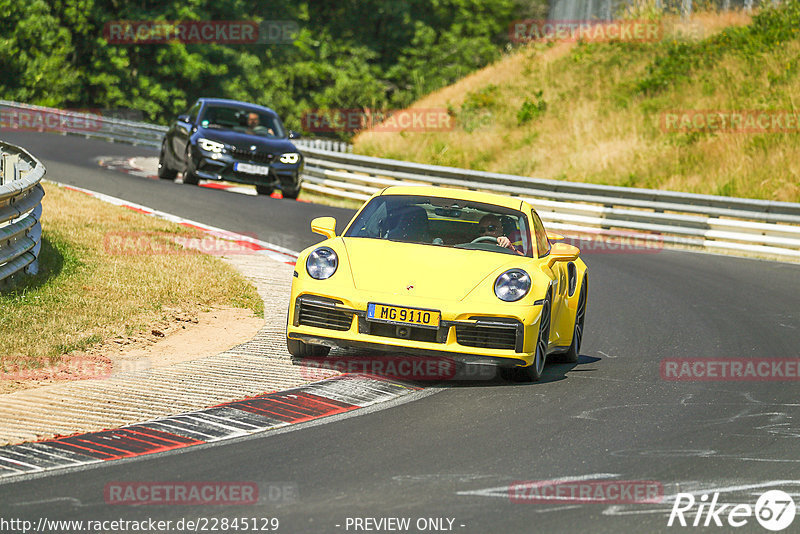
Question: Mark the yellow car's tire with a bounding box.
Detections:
[287,337,330,358]
[505,293,550,382]
[555,276,587,364]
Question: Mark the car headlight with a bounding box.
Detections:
[198,138,224,153]
[279,152,300,164]
[494,269,531,302]
[306,247,338,279]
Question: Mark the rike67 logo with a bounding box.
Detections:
[668,490,796,531]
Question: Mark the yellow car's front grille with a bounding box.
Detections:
[455,322,519,351]
[297,300,352,331]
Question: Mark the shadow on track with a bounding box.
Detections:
[291,349,602,389]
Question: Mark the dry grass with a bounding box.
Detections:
[354,10,800,203]
[0,183,264,372]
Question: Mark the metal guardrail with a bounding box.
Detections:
[0,99,167,148]
[1,101,798,260]
[293,138,352,153]
[0,142,45,286]
[0,100,354,152]
[298,147,800,260]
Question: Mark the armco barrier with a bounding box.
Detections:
[0,142,45,285]
[0,100,352,152]
[298,147,800,260]
[1,101,798,260]
[0,99,167,148]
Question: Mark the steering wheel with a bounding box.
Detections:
[471,236,498,244]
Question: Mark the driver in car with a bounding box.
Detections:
[477,214,523,255]
[245,112,275,136]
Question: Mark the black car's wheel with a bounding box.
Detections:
[556,276,587,364]
[509,293,550,382]
[255,185,274,196]
[287,337,330,359]
[182,148,200,185]
[182,169,200,185]
[282,185,301,200]
[157,144,177,181]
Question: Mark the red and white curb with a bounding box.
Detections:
[0,375,421,479]
[55,181,299,265]
[0,182,431,479]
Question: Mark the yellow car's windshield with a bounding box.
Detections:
[344,195,534,257]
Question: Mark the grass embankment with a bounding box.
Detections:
[355,6,800,203]
[0,183,263,372]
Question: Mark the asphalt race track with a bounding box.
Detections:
[1,131,799,533]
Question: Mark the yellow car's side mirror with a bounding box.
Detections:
[547,242,579,268]
[311,216,337,239]
[547,232,565,242]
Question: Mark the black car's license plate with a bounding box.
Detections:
[235,162,270,176]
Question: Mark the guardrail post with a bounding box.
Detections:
[681,0,692,19]
[2,153,19,186]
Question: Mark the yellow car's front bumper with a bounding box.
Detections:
[286,292,546,368]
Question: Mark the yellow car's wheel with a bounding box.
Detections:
[565,277,587,363]
[287,337,330,359]
[503,293,550,382]
[555,276,587,364]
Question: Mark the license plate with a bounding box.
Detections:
[367,303,440,329]
[235,162,270,176]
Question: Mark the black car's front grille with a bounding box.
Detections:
[297,298,352,331]
[456,319,520,351]
[230,148,275,164]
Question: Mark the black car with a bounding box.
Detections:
[158,98,304,198]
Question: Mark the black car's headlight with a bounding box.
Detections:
[494,269,531,302]
[198,138,224,153]
[306,247,338,279]
[279,152,300,164]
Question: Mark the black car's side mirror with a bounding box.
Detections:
[288,130,301,140]
[177,114,191,123]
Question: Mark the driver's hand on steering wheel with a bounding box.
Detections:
[497,236,512,249]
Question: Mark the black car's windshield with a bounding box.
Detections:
[198,105,285,138]
[344,194,534,257]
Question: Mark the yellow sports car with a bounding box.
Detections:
[286,186,588,381]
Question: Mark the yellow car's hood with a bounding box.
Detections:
[343,238,519,301]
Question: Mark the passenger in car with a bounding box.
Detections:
[386,206,431,243]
